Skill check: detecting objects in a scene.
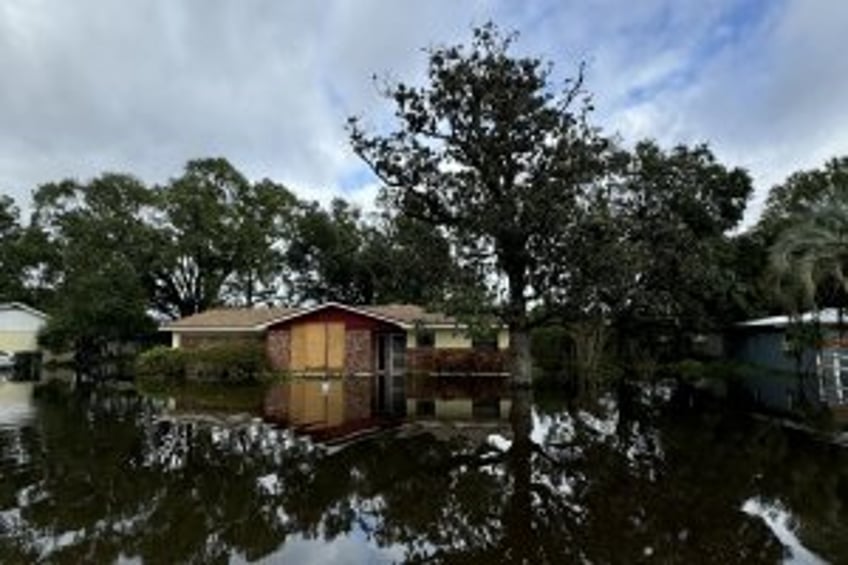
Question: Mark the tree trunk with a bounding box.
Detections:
[505,386,534,558]
[506,263,532,387]
[510,326,533,387]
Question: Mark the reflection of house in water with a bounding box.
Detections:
[164,302,512,432]
[0,382,36,428]
[729,309,848,419]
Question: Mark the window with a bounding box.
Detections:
[415,329,435,348]
[290,322,345,371]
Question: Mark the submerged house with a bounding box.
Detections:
[163,302,511,426]
[728,309,848,419]
[0,302,49,380]
[0,302,48,355]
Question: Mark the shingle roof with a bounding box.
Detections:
[163,307,303,329]
[360,304,457,326]
[162,302,458,331]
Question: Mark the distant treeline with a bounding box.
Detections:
[0,23,844,383]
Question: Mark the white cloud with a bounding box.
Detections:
[0,0,846,227]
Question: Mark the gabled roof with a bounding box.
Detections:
[0,302,49,320]
[162,302,459,332]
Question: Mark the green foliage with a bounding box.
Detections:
[32,174,160,377]
[614,141,753,331]
[530,326,573,375]
[286,198,374,304]
[350,23,756,385]
[136,342,268,383]
[350,23,613,383]
[673,359,706,383]
[769,169,848,312]
[351,23,611,320]
[0,195,54,306]
[135,346,188,381]
[760,156,848,237]
[154,158,298,315]
[187,341,269,382]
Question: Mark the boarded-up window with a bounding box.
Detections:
[305,323,326,369]
[327,323,345,369]
[289,322,345,371]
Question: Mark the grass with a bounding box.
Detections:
[136,377,270,413]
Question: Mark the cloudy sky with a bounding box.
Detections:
[1,0,846,226]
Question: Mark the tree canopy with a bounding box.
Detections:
[350,24,614,383]
[349,24,754,382]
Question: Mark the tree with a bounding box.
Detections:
[223,178,298,306]
[0,195,26,301]
[770,182,848,318]
[349,24,612,384]
[616,141,753,332]
[32,174,159,378]
[360,213,454,305]
[760,156,848,237]
[286,198,374,304]
[153,158,297,316]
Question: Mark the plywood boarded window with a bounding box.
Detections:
[289,322,345,371]
[327,323,345,369]
[290,324,307,370]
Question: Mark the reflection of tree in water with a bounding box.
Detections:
[1,386,845,563]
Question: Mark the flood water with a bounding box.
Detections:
[0,381,846,564]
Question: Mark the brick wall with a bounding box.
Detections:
[266,329,291,371]
[344,375,373,421]
[344,329,372,374]
[263,382,290,423]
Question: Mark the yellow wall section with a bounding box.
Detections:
[434,329,472,349]
[326,323,345,369]
[0,332,39,353]
[431,328,510,350]
[304,323,326,369]
[498,329,510,350]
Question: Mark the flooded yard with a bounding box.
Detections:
[0,381,846,564]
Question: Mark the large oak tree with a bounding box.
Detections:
[349,24,612,384]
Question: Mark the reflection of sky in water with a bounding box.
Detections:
[742,498,828,565]
[0,383,35,428]
[2,386,844,563]
[241,527,407,565]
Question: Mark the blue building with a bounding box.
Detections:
[728,309,848,417]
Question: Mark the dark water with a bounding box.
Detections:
[0,382,846,564]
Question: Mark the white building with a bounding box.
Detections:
[0,302,48,354]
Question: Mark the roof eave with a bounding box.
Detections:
[257,301,412,330]
[160,326,264,333]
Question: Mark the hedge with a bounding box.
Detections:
[136,342,269,383]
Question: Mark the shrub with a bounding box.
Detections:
[187,341,268,383]
[135,346,188,381]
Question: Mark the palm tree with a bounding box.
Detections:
[770,183,848,320]
[770,181,848,405]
